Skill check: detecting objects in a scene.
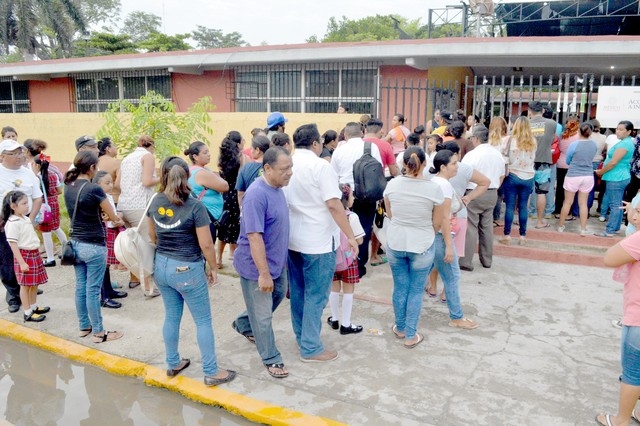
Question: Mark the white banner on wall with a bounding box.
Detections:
[596,86,640,129]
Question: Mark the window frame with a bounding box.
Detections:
[0,79,30,113]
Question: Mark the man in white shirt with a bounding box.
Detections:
[331,122,383,277]
[284,124,358,363]
[459,125,505,271]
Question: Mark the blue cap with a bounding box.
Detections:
[267,112,287,129]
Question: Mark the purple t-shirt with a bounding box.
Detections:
[233,177,289,280]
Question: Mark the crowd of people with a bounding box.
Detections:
[1,104,640,409]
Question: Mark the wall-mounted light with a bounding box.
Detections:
[513,67,523,72]
[610,65,615,69]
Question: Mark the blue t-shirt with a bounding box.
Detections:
[188,167,223,220]
[603,136,635,182]
[235,162,263,192]
[566,139,598,177]
[233,177,289,280]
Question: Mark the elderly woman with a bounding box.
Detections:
[147,156,235,386]
[116,135,160,294]
[384,146,444,348]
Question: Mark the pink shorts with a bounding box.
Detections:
[563,175,594,193]
[453,218,468,255]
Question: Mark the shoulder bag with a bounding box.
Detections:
[60,182,88,266]
[190,166,229,227]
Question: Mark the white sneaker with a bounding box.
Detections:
[599,216,606,222]
[557,225,565,233]
[612,320,622,329]
[580,229,591,236]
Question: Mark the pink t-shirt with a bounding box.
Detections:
[619,231,640,326]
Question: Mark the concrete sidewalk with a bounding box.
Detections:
[0,247,627,425]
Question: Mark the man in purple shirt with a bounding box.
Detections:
[232,147,292,379]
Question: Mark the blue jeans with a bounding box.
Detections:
[428,233,463,320]
[605,178,630,234]
[154,254,219,376]
[622,325,640,386]
[237,274,287,365]
[587,162,600,211]
[72,241,107,334]
[528,164,556,215]
[287,250,335,358]
[387,244,435,340]
[503,173,534,237]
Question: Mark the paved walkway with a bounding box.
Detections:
[0,232,627,425]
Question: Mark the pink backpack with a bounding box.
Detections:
[335,212,357,272]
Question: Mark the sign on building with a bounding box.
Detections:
[596,86,640,129]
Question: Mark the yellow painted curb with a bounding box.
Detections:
[0,319,346,426]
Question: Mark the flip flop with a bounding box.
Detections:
[534,223,550,229]
[265,363,289,379]
[493,220,503,227]
[425,289,437,298]
[404,333,424,349]
[167,358,191,377]
[370,258,388,266]
[231,320,256,344]
[92,330,123,343]
[449,318,479,330]
[79,327,92,338]
[594,231,615,238]
[632,409,640,424]
[595,413,614,426]
[392,325,405,339]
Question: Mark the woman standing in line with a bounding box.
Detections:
[488,116,509,227]
[554,116,581,219]
[384,146,444,348]
[147,156,235,386]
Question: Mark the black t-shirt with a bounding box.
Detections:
[147,193,211,262]
[64,179,107,245]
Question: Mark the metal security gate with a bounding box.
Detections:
[463,73,640,127]
[378,78,460,132]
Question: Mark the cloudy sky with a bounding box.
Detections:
[118,0,458,45]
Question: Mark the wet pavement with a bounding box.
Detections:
[0,225,628,425]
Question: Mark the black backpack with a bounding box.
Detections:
[353,142,386,201]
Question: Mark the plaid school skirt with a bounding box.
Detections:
[15,248,48,286]
[106,227,123,265]
[333,259,359,284]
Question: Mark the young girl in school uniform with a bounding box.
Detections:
[2,191,49,322]
[94,171,125,286]
[35,153,68,267]
[327,183,365,335]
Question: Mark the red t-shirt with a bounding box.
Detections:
[364,137,396,168]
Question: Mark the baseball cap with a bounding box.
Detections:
[75,135,98,151]
[440,110,454,124]
[0,139,24,153]
[528,101,545,113]
[266,112,287,129]
[471,124,489,142]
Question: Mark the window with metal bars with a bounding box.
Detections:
[0,80,30,113]
[233,62,379,115]
[72,70,172,112]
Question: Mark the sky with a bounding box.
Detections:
[117,0,458,46]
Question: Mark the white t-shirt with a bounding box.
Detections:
[383,176,444,253]
[605,134,620,153]
[5,215,40,250]
[331,138,383,187]
[284,149,342,254]
[449,162,474,219]
[431,176,461,214]
[461,144,505,190]
[348,211,365,240]
[0,164,43,213]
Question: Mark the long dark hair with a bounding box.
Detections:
[34,153,50,195]
[1,191,27,227]
[218,131,241,183]
[64,151,99,185]
[403,146,426,177]
[98,137,113,157]
[159,156,191,205]
[184,141,207,165]
[429,149,455,174]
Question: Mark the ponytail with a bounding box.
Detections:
[403,146,425,177]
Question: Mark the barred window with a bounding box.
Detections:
[72,70,171,112]
[0,80,30,113]
[233,62,379,114]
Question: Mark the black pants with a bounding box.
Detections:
[0,230,20,307]
[101,268,119,301]
[351,198,377,278]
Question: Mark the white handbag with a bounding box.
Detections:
[114,194,157,280]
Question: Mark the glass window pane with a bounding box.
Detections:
[77,103,97,112]
[236,72,267,98]
[0,104,12,113]
[342,69,376,97]
[270,71,300,98]
[12,81,28,100]
[341,102,374,115]
[306,102,340,113]
[0,82,12,101]
[306,70,339,97]
[271,101,301,113]
[236,100,268,112]
[147,76,171,98]
[123,77,145,100]
[14,103,30,113]
[75,79,96,101]
[96,77,119,101]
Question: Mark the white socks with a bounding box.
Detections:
[329,291,340,320]
[329,291,355,327]
[43,228,69,262]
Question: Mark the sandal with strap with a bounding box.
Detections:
[265,363,289,378]
[79,327,92,338]
[92,330,123,343]
[449,318,479,330]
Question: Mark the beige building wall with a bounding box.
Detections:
[3,112,357,166]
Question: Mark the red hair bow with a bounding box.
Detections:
[38,153,51,163]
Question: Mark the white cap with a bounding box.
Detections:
[0,140,24,153]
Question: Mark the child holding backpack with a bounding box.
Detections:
[327,183,365,335]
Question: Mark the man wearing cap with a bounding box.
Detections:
[75,135,99,153]
[0,140,43,312]
[459,125,505,271]
[528,101,558,228]
[431,110,454,136]
[266,112,287,143]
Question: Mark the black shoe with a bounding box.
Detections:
[33,306,50,314]
[37,288,43,295]
[8,304,20,313]
[110,290,128,299]
[24,312,46,322]
[459,265,474,272]
[43,260,56,267]
[340,324,363,335]
[327,316,339,330]
[101,299,121,309]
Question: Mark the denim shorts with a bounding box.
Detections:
[533,162,551,194]
[621,325,640,386]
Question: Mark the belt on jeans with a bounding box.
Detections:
[487,188,497,190]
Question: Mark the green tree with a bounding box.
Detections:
[320,15,428,42]
[0,0,86,58]
[429,23,463,38]
[122,11,161,44]
[73,31,137,57]
[137,33,191,52]
[77,0,121,27]
[191,25,247,49]
[98,91,216,160]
